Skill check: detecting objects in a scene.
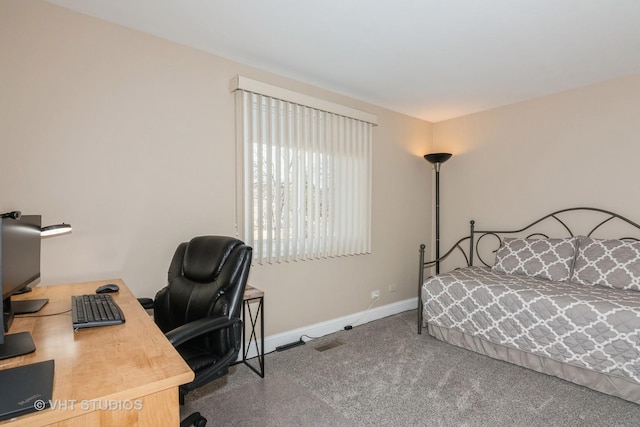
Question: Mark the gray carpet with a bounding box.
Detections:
[182,310,640,426]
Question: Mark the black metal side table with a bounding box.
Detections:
[242,285,264,377]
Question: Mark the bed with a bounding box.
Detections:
[418,207,640,404]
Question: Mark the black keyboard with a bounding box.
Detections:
[72,294,125,329]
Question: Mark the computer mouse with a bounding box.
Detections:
[96,283,119,294]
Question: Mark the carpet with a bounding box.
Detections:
[182,310,640,426]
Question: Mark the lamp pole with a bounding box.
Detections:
[424,153,452,275]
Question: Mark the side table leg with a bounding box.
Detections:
[242,296,264,378]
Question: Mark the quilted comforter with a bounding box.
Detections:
[422,267,640,388]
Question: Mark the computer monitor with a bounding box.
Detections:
[0,214,41,359]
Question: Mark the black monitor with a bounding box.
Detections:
[0,214,41,359]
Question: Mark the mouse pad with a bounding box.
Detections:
[0,359,54,421]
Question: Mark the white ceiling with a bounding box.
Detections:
[46,0,640,122]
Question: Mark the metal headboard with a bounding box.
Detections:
[417,207,640,333]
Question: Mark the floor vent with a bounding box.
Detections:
[314,339,344,352]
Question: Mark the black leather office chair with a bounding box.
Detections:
[141,236,252,427]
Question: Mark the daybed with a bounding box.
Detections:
[418,207,640,404]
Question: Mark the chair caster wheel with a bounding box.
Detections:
[181,412,207,427]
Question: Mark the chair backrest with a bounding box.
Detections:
[154,236,252,352]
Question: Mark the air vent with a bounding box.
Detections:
[314,339,344,352]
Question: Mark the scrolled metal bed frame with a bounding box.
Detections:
[417,206,640,334]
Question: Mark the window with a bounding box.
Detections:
[232,76,377,264]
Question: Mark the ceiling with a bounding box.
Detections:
[46,0,640,122]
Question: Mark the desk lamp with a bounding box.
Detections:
[1,211,73,237]
[41,223,72,237]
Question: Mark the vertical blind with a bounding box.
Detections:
[233,78,376,264]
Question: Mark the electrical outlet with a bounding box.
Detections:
[371,290,380,300]
[389,283,397,292]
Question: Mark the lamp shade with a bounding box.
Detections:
[41,223,72,237]
[423,153,452,164]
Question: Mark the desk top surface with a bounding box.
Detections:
[0,279,194,425]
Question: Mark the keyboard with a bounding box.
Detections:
[72,294,125,329]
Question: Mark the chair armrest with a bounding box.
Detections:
[137,298,154,310]
[165,316,242,348]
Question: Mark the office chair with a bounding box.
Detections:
[140,236,252,427]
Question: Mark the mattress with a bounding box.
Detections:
[422,267,640,402]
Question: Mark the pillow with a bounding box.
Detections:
[492,237,578,282]
[570,236,640,291]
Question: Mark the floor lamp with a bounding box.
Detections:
[424,153,452,275]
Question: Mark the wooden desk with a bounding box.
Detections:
[0,279,194,426]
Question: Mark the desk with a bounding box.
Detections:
[0,279,194,426]
[242,285,264,378]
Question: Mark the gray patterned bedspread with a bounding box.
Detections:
[422,267,640,385]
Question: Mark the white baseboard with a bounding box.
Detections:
[240,297,418,360]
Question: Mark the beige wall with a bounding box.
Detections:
[433,72,640,265]
[0,1,433,335]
